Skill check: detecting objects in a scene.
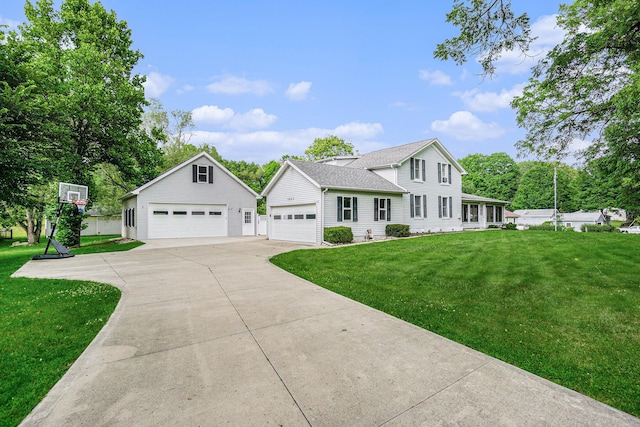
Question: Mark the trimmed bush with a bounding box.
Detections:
[528,223,565,232]
[581,224,616,233]
[386,224,410,237]
[503,223,517,230]
[324,226,353,244]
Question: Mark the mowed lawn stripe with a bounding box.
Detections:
[270,231,640,417]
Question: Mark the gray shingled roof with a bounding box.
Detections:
[345,139,437,169]
[290,160,406,193]
[561,211,604,222]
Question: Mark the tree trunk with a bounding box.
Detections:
[25,208,41,244]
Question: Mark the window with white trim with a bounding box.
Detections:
[374,198,391,221]
[409,194,427,218]
[463,204,479,222]
[192,164,213,183]
[438,162,452,184]
[337,196,358,222]
[439,196,453,218]
[487,206,494,223]
[410,157,426,181]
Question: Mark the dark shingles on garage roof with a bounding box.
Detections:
[289,160,406,193]
[345,139,437,170]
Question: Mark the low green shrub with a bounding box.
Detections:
[581,224,616,233]
[324,226,353,244]
[528,223,564,232]
[488,224,500,229]
[565,227,574,232]
[503,223,517,230]
[385,224,410,237]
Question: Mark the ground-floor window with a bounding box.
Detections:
[123,208,135,227]
[487,205,503,222]
[439,196,453,218]
[374,198,392,221]
[410,194,427,218]
[337,196,358,222]
[462,204,479,222]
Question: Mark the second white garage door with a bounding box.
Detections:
[270,204,317,244]
[148,203,227,239]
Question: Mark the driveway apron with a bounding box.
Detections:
[13,237,640,426]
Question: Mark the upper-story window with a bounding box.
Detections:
[438,162,452,184]
[192,164,214,183]
[410,157,426,182]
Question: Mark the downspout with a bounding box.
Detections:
[321,187,331,245]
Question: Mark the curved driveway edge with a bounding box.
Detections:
[13,237,640,426]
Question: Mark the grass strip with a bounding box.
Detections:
[0,235,141,427]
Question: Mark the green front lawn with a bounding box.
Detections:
[271,231,640,417]
[0,235,142,427]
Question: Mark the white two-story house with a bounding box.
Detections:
[262,138,508,244]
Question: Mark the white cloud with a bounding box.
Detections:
[419,69,453,86]
[229,108,277,130]
[455,83,526,112]
[430,111,505,141]
[143,72,174,98]
[176,84,194,95]
[0,16,20,29]
[333,122,384,140]
[188,121,384,163]
[206,75,273,96]
[192,105,235,126]
[191,105,277,131]
[285,81,312,101]
[495,14,565,74]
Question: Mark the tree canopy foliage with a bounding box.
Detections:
[304,135,354,161]
[459,153,520,202]
[437,0,640,219]
[0,0,163,243]
[434,0,533,77]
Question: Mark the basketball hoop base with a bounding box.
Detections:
[32,253,75,260]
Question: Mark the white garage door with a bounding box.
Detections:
[148,203,227,239]
[270,204,317,243]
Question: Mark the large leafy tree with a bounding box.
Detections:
[437,0,640,219]
[511,162,576,212]
[6,0,163,244]
[458,152,520,202]
[304,135,354,161]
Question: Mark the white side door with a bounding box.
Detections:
[242,208,255,236]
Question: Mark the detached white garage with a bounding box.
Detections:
[270,204,317,243]
[122,152,260,240]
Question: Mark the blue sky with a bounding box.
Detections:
[2,1,568,165]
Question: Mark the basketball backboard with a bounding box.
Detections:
[58,182,89,204]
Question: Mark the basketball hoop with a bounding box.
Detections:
[72,199,89,213]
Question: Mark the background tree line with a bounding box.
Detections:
[458,152,623,214]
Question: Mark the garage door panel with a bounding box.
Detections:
[271,204,316,243]
[148,203,227,239]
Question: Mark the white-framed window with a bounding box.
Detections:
[374,198,391,221]
[438,162,452,184]
[410,194,427,218]
[193,164,213,183]
[495,206,503,222]
[410,157,426,181]
[244,211,253,223]
[439,196,453,218]
[337,196,358,222]
[487,206,494,223]
[463,204,479,222]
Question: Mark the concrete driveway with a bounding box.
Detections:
[13,237,639,426]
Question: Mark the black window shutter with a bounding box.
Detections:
[208,165,214,183]
[449,197,453,218]
[423,195,427,218]
[353,197,358,222]
[438,196,442,218]
[422,160,426,181]
[374,198,379,221]
[410,158,415,180]
[132,209,135,227]
[192,165,198,182]
[337,197,343,222]
[437,163,442,183]
[387,198,391,221]
[448,164,452,184]
[410,194,415,218]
